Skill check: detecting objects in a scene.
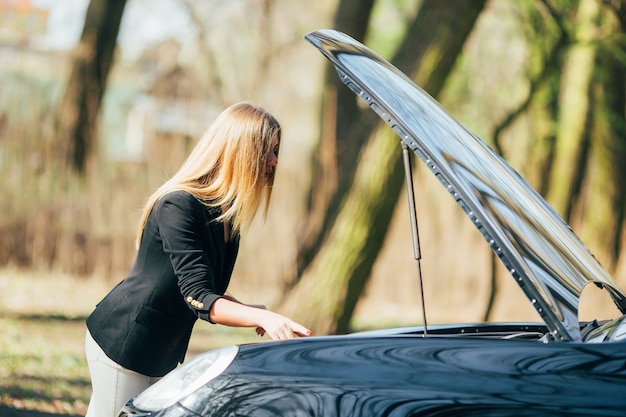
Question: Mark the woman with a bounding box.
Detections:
[84,102,311,417]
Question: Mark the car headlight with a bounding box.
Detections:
[131,345,239,411]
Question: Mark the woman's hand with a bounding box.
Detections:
[257,310,312,340]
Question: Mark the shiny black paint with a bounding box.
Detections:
[173,334,626,416]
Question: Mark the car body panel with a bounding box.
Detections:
[177,334,626,416]
[303,29,626,342]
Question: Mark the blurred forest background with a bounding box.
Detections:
[2,0,626,337]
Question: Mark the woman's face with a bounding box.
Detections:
[263,137,279,183]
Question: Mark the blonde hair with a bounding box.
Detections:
[136,102,281,247]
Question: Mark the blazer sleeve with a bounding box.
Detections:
[154,192,225,321]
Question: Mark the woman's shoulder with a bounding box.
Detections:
[160,189,197,202]
[152,190,201,212]
[155,190,218,217]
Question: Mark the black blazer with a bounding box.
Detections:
[86,190,240,377]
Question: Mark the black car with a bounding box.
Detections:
[119,29,626,417]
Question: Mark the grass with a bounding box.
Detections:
[0,269,267,415]
[0,315,89,414]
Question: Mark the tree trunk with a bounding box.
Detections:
[295,0,375,281]
[280,0,486,334]
[545,0,599,219]
[56,0,127,175]
[578,1,626,274]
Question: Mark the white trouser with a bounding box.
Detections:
[84,329,160,417]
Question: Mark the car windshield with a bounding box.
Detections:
[305,29,626,342]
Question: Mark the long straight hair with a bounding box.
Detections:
[136,102,281,247]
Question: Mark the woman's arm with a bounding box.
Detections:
[210,298,312,340]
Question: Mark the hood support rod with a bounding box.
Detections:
[401,141,428,336]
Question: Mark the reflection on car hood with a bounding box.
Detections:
[305,29,626,342]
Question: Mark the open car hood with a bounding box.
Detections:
[305,29,626,342]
